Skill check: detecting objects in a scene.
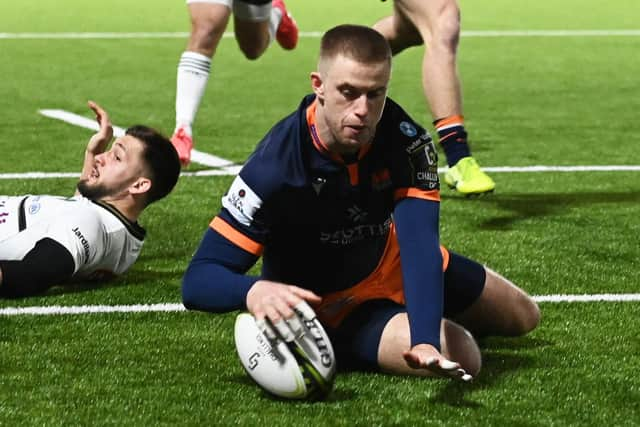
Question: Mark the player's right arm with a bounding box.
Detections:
[182,111,322,317]
[75,101,113,196]
[181,225,321,316]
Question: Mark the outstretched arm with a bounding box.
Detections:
[393,197,473,381]
[75,101,113,195]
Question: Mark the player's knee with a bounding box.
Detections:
[518,298,541,335]
[190,24,225,54]
[428,4,461,52]
[181,268,199,310]
[507,296,541,336]
[238,45,263,60]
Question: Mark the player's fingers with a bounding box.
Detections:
[402,350,423,369]
[292,300,317,321]
[87,100,103,117]
[288,286,322,304]
[439,359,460,371]
[255,317,277,340]
[285,314,304,338]
[426,357,470,381]
[272,294,297,320]
[272,319,295,342]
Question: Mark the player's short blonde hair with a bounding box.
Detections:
[319,24,392,69]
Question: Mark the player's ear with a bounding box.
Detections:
[310,71,324,101]
[129,177,152,196]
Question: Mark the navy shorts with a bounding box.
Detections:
[326,251,486,371]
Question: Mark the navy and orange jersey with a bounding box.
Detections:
[212,94,439,292]
[183,94,445,347]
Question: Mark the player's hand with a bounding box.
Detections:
[403,343,473,382]
[246,280,322,334]
[86,100,113,155]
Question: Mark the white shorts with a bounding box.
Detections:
[186,0,232,7]
[186,0,271,21]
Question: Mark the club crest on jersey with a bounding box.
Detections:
[346,205,367,223]
[399,121,417,137]
[222,176,262,227]
[28,202,41,215]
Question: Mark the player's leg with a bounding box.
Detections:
[172,0,232,166]
[331,300,481,377]
[451,266,541,337]
[378,0,495,195]
[232,0,298,60]
[372,7,422,55]
[443,252,541,338]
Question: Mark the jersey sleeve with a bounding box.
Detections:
[186,114,303,312]
[182,227,259,312]
[386,100,440,204]
[393,197,443,350]
[385,99,444,349]
[212,119,301,255]
[0,238,75,298]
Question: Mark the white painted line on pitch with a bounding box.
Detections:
[38,109,236,169]
[1,293,639,316]
[0,303,186,316]
[3,164,640,180]
[0,109,632,180]
[2,30,640,40]
[482,165,640,172]
[40,108,127,137]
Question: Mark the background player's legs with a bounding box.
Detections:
[172,0,297,166]
[378,315,482,377]
[450,267,541,337]
[172,1,232,166]
[233,0,298,60]
[374,0,495,195]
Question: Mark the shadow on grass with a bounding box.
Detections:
[224,373,357,403]
[429,336,548,408]
[37,270,181,297]
[442,190,640,230]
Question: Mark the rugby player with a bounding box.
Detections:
[171,0,298,166]
[0,101,180,298]
[182,25,539,380]
[374,0,496,195]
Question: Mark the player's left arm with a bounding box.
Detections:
[393,197,443,349]
[75,101,113,196]
[394,198,472,381]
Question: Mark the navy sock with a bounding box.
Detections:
[434,116,471,167]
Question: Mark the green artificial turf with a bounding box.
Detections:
[1,0,639,425]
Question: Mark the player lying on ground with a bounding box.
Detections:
[0,102,181,298]
[182,25,540,380]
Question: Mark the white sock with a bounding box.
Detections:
[268,7,283,42]
[175,51,212,135]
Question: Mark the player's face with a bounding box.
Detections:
[77,135,147,200]
[312,55,390,154]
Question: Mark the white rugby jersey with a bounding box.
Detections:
[0,195,145,281]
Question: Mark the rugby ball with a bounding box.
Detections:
[234,303,336,400]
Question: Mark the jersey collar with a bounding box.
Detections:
[92,200,146,240]
[305,98,371,166]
